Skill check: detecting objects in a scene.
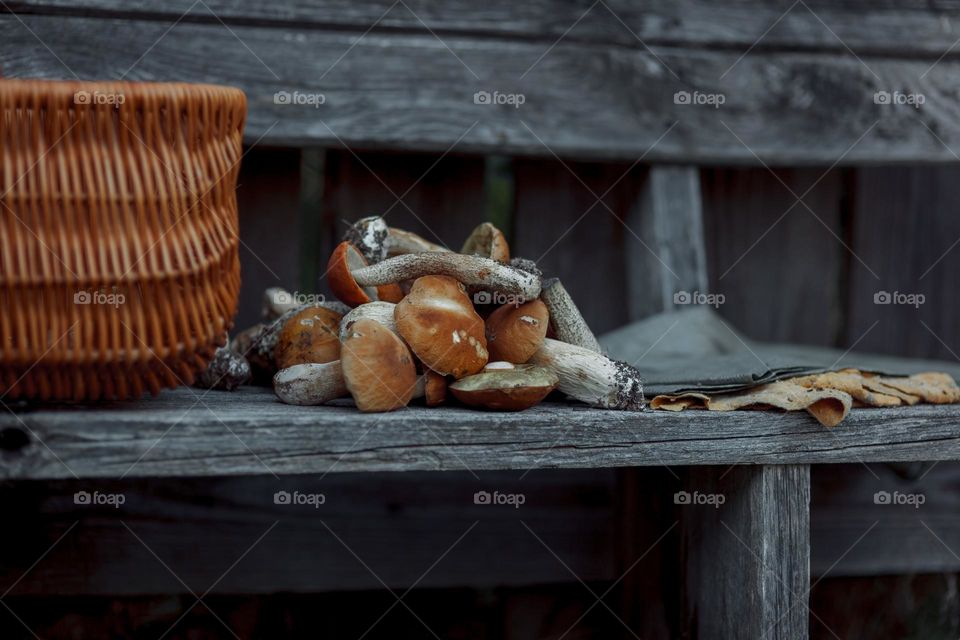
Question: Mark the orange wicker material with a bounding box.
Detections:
[0,79,246,401]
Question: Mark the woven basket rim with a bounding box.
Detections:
[0,78,246,100]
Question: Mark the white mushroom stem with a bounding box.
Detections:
[529,338,644,410]
[539,278,603,354]
[338,302,397,340]
[274,362,348,405]
[352,253,541,300]
[274,361,426,405]
[345,216,450,263]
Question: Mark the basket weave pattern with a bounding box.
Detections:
[0,80,246,400]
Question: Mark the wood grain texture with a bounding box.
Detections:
[10,0,960,55]
[512,159,636,334]
[682,464,810,640]
[811,462,960,576]
[3,387,960,480]
[0,470,619,595]
[234,148,303,330]
[322,150,486,250]
[4,15,960,162]
[703,167,847,345]
[846,166,960,360]
[626,165,708,321]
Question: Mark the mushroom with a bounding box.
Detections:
[195,345,251,391]
[338,301,397,339]
[274,361,348,406]
[539,278,602,354]
[461,222,510,262]
[423,368,448,406]
[274,305,343,369]
[341,318,418,412]
[273,361,442,406]
[345,216,451,263]
[485,299,549,363]
[449,363,558,411]
[394,275,488,378]
[529,338,644,410]
[353,253,541,300]
[509,257,542,277]
[262,287,350,320]
[328,241,405,307]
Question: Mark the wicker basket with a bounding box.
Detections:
[0,79,246,401]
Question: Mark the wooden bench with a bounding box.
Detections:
[3,1,960,637]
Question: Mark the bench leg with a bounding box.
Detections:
[681,464,811,639]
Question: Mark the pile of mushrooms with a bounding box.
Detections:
[210,217,644,413]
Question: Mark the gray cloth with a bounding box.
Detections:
[600,308,960,397]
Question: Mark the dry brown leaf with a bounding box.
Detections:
[651,382,852,427]
[790,370,902,407]
[878,372,960,404]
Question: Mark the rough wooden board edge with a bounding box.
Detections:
[5,16,960,163]
[12,0,960,56]
[2,388,960,479]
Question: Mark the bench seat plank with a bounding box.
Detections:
[2,387,960,479]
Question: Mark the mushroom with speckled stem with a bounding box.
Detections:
[529,338,644,410]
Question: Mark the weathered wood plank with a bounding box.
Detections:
[846,166,960,360]
[682,464,810,639]
[0,470,619,595]
[321,150,486,257]
[625,165,708,321]
[512,159,634,334]
[4,15,960,163]
[10,0,960,56]
[702,167,847,345]
[811,462,960,576]
[234,148,303,330]
[2,387,960,479]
